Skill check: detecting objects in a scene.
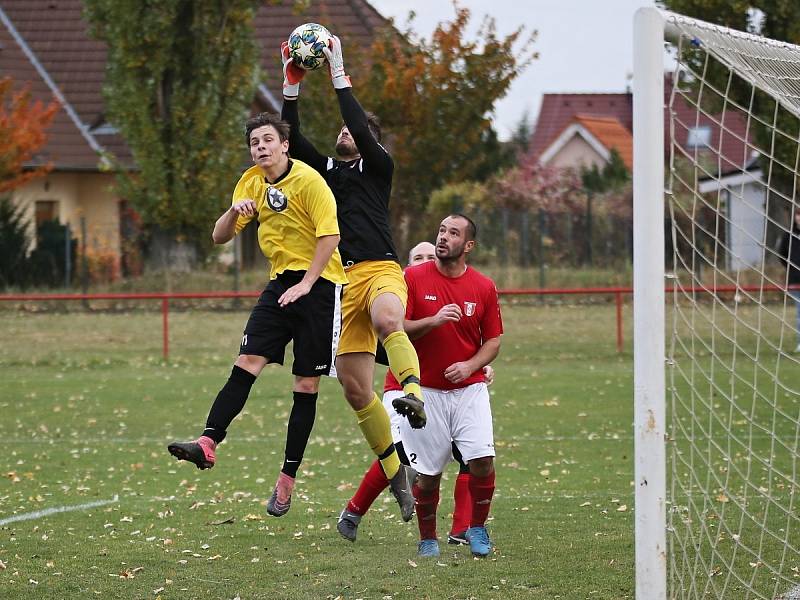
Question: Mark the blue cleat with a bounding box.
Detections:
[465,526,493,557]
[417,538,440,558]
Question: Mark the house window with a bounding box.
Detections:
[35,200,58,226]
[686,125,712,149]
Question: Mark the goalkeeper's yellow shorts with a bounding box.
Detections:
[337,260,407,356]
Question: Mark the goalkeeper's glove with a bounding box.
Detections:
[322,35,351,90]
[280,41,305,100]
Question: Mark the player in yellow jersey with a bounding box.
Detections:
[168,113,370,518]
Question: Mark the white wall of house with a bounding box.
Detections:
[725,181,767,271]
[699,169,767,272]
[544,135,607,170]
[11,172,120,257]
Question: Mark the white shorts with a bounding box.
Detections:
[382,389,406,445]
[397,383,495,476]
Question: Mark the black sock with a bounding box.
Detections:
[281,391,318,478]
[395,440,410,467]
[203,365,257,443]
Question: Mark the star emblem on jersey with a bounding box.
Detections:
[266,186,288,212]
[464,301,476,317]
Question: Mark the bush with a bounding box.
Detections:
[0,196,29,289]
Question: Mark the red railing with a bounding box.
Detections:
[0,284,790,358]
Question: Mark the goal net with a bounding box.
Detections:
[634,9,800,600]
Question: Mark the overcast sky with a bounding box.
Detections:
[368,0,659,140]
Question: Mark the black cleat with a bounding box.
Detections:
[388,463,416,522]
[392,393,426,429]
[447,530,468,545]
[167,437,216,470]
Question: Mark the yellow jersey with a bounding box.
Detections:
[232,160,347,285]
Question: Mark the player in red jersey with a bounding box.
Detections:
[338,240,495,546]
[342,215,502,558]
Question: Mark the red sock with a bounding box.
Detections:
[469,471,495,527]
[413,482,439,541]
[451,473,472,534]
[347,459,389,515]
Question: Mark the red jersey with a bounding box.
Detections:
[384,260,503,391]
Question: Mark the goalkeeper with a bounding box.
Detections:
[279,36,425,520]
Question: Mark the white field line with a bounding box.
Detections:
[777,584,800,600]
[0,495,119,526]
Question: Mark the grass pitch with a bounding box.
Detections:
[0,303,636,599]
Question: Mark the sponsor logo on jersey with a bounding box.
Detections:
[241,334,248,347]
[315,364,329,371]
[266,186,288,212]
[464,301,477,316]
[424,294,437,301]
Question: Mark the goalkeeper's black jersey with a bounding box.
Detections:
[282,89,400,265]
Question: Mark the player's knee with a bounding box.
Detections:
[235,354,267,376]
[468,456,494,478]
[293,376,320,394]
[416,473,441,493]
[337,374,371,409]
[373,315,403,340]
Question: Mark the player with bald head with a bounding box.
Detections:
[408,241,435,265]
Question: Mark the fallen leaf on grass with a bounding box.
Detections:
[208,517,235,526]
[617,505,628,512]
[407,559,417,568]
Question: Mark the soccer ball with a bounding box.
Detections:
[287,23,332,71]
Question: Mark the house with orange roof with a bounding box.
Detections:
[537,114,633,172]
[528,81,765,271]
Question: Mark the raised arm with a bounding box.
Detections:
[336,88,393,179]
[324,35,393,179]
[279,42,327,173]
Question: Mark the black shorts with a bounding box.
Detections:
[240,270,343,377]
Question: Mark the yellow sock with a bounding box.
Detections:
[383,330,423,400]
[355,393,400,478]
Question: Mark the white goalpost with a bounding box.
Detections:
[634,7,800,600]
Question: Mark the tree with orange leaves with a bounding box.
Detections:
[0,77,57,193]
[293,6,537,248]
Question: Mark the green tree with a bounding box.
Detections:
[84,0,260,268]
[581,148,629,194]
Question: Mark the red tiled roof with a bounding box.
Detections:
[528,81,751,171]
[0,8,100,170]
[573,114,633,170]
[0,0,390,171]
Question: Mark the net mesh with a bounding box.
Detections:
[665,13,800,600]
